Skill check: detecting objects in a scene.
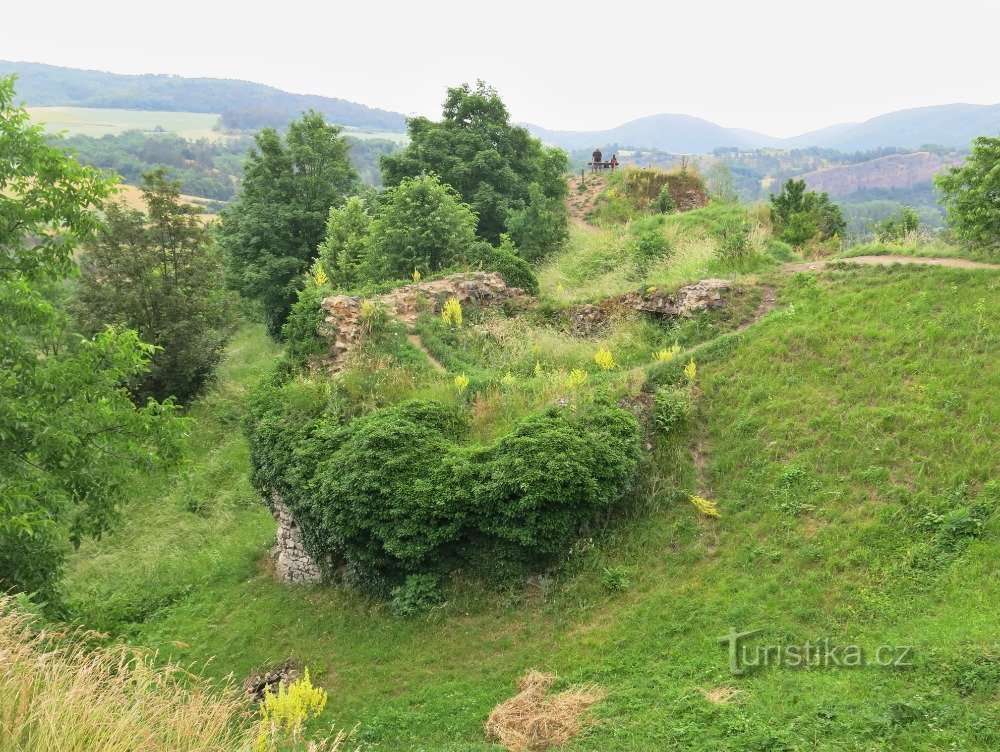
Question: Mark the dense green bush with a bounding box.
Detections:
[281,283,330,370]
[245,390,641,587]
[470,238,540,295]
[652,387,693,435]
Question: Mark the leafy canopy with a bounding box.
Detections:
[770,178,845,247]
[218,111,358,336]
[75,169,234,403]
[381,81,569,247]
[935,135,1000,256]
[0,76,184,602]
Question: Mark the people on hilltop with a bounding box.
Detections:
[610,154,618,170]
[592,148,603,165]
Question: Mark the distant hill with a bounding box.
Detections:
[799,152,963,198]
[527,104,1000,154]
[0,60,408,132]
[525,114,778,153]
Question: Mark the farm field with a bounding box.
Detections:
[27,106,226,139]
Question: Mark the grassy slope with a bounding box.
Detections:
[65,234,1000,749]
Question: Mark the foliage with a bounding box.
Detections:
[935,135,1000,256]
[367,175,477,282]
[600,565,630,593]
[657,184,675,214]
[255,668,328,752]
[630,217,673,269]
[505,182,569,261]
[316,196,373,289]
[652,387,692,435]
[390,574,445,617]
[75,168,234,403]
[0,76,183,602]
[594,347,615,370]
[245,394,640,583]
[872,206,921,243]
[715,216,755,268]
[689,494,720,518]
[441,297,464,327]
[706,161,740,204]
[218,111,358,336]
[770,178,845,247]
[281,282,330,370]
[381,81,568,243]
[474,236,540,295]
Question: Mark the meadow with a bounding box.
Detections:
[61,189,1000,750]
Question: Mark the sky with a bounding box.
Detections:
[4,0,998,137]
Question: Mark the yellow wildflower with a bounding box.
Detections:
[690,494,720,518]
[594,346,615,370]
[441,297,463,327]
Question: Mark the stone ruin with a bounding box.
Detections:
[270,491,322,584]
[318,271,526,370]
[568,278,734,335]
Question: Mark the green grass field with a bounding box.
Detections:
[27,106,226,140]
[63,207,1000,750]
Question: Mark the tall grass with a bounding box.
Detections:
[0,597,253,752]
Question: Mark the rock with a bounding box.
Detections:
[271,492,322,584]
[244,658,301,702]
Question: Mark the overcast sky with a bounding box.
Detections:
[4,0,997,137]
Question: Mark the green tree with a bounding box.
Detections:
[365,174,477,282]
[706,161,740,204]
[770,178,845,246]
[872,206,920,243]
[0,77,184,602]
[316,196,373,289]
[381,81,568,244]
[935,136,1000,256]
[218,111,358,336]
[75,169,234,403]
[505,182,568,262]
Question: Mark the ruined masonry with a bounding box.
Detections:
[270,491,322,583]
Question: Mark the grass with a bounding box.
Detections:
[27,106,227,140]
[61,254,1000,749]
[838,237,1000,264]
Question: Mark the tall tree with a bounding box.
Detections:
[935,135,1000,257]
[75,169,234,403]
[381,81,569,246]
[218,111,358,336]
[770,178,845,246]
[0,77,184,603]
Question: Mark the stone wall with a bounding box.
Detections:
[270,491,322,584]
[318,271,526,370]
[569,279,734,334]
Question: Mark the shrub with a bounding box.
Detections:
[281,282,329,370]
[246,392,641,585]
[390,574,445,617]
[872,206,920,243]
[657,184,675,214]
[652,387,693,435]
[506,182,569,261]
[630,218,673,267]
[601,565,630,592]
[473,236,540,295]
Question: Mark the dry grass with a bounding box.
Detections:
[698,685,741,705]
[484,671,605,752]
[0,597,355,752]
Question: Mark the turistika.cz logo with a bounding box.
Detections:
[718,628,915,676]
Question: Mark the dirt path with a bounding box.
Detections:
[566,173,606,229]
[406,334,446,373]
[785,255,1000,273]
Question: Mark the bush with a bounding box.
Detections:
[391,574,445,617]
[652,387,693,435]
[471,238,540,295]
[657,184,675,214]
[245,391,641,585]
[281,282,330,370]
[630,218,673,268]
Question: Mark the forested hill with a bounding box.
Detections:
[0,60,408,132]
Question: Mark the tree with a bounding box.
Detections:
[872,206,920,243]
[365,174,478,282]
[316,196,373,289]
[75,169,234,403]
[935,136,1000,256]
[505,183,568,262]
[380,81,569,245]
[218,111,358,336]
[706,161,740,204]
[0,77,184,603]
[770,179,845,246]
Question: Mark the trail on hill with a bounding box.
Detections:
[785,255,1000,272]
[565,173,606,229]
[407,333,446,373]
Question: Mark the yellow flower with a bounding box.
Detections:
[556,283,565,294]
[690,494,720,518]
[684,358,697,383]
[441,297,463,327]
[656,342,682,363]
[565,368,588,388]
[412,268,422,282]
[454,374,470,392]
[501,371,516,385]
[313,266,328,287]
[534,360,543,378]
[594,346,615,371]
[257,667,328,749]
[646,286,657,294]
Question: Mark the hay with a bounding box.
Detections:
[485,670,606,751]
[698,685,741,705]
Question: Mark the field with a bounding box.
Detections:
[61,187,1000,751]
[27,106,225,140]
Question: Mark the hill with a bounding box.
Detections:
[0,60,407,132]
[527,103,1000,153]
[800,151,964,197]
